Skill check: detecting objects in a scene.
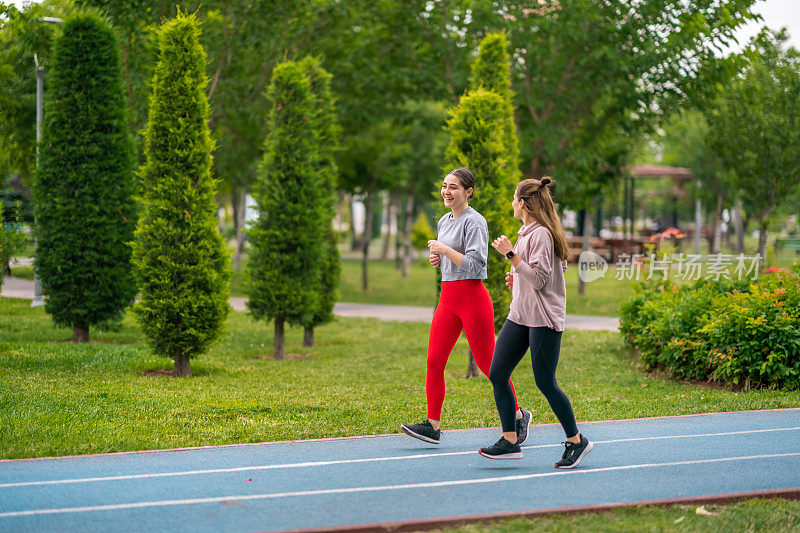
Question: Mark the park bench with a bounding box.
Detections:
[774,236,800,255]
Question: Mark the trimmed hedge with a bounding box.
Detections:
[620,264,800,390]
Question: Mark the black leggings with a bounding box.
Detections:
[488,320,578,438]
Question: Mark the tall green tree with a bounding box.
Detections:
[706,28,800,265]
[300,56,340,347]
[449,32,521,376]
[462,33,520,328]
[132,11,230,377]
[460,0,760,210]
[247,60,323,359]
[0,0,72,184]
[445,87,519,335]
[83,1,337,270]
[660,109,730,253]
[32,11,136,343]
[469,31,519,171]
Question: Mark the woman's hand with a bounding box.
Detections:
[427,240,449,255]
[429,253,441,268]
[505,271,513,289]
[491,235,513,256]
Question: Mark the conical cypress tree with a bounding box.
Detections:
[469,32,520,181]
[131,12,230,377]
[32,12,136,342]
[470,32,513,102]
[445,87,518,333]
[299,56,340,347]
[247,61,323,359]
[448,32,521,334]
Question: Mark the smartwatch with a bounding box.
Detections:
[505,250,515,260]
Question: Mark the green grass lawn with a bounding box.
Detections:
[6,264,33,280]
[2,297,799,529]
[438,498,800,532]
[2,297,799,460]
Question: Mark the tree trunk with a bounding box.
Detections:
[173,354,191,377]
[577,210,593,295]
[757,219,768,268]
[72,325,89,343]
[734,200,745,253]
[303,326,314,347]
[380,193,393,261]
[465,347,480,379]
[361,187,375,291]
[402,193,414,278]
[711,194,723,255]
[274,319,285,360]
[231,186,247,271]
[350,194,359,251]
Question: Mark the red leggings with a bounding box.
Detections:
[427,279,518,421]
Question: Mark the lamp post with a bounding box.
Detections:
[31,16,63,308]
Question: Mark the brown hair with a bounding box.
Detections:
[447,168,475,200]
[516,177,570,261]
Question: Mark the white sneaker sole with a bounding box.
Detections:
[478,450,523,460]
[401,425,439,444]
[555,440,594,469]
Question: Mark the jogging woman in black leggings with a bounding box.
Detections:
[478,177,593,468]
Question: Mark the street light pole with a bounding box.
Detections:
[31,55,44,307]
[31,17,62,308]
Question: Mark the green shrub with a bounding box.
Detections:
[131,11,231,377]
[701,272,800,389]
[1,201,26,288]
[32,12,136,342]
[620,268,800,390]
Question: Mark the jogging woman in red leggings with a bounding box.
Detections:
[401,168,530,445]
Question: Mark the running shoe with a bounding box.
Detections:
[516,408,532,445]
[400,420,440,444]
[555,434,593,469]
[478,437,523,460]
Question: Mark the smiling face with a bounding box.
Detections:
[441,173,471,210]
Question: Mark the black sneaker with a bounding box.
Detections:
[555,434,593,469]
[479,437,523,460]
[401,420,440,444]
[516,408,532,445]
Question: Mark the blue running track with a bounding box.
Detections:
[1,409,799,532]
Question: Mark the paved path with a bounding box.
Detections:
[1,409,798,532]
[4,277,619,331]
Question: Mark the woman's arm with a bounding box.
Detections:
[429,240,464,268]
[492,229,554,290]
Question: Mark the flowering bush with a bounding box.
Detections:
[620,265,800,390]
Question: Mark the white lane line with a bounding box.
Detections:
[2,426,799,489]
[2,452,800,519]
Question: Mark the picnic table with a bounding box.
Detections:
[566,236,649,263]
